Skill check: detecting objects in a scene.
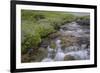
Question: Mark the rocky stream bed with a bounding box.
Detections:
[22,21,90,62]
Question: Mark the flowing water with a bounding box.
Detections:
[42,22,90,62]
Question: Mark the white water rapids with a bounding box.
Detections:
[42,22,90,62]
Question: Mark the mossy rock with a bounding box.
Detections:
[64,55,75,61]
[50,41,56,49]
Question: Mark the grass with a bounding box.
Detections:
[21,10,77,54]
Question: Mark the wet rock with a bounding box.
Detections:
[64,55,75,61]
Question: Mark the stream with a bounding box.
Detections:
[42,22,90,62]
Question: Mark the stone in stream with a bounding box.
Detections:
[64,55,75,61]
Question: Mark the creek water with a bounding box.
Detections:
[42,22,90,62]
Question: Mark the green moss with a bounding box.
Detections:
[50,41,56,49]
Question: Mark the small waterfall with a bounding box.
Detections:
[54,39,65,61]
[55,40,62,52]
